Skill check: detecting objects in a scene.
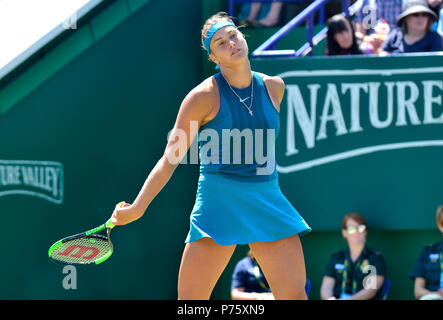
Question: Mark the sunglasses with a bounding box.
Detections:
[345,225,367,234]
[411,12,428,17]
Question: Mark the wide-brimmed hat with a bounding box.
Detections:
[397,0,438,27]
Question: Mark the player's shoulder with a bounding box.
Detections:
[255,72,285,89]
[426,241,443,252]
[255,72,285,102]
[181,76,218,111]
[330,249,346,260]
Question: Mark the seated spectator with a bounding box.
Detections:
[382,0,443,53]
[231,250,274,300]
[409,205,443,300]
[354,0,403,36]
[427,0,443,35]
[320,212,387,300]
[238,2,283,27]
[326,14,363,55]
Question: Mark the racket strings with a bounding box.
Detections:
[50,236,112,264]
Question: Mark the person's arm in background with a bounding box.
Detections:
[414,277,443,299]
[408,246,442,299]
[320,276,337,300]
[347,250,387,300]
[321,254,340,300]
[231,288,274,300]
[379,29,398,56]
[347,275,385,300]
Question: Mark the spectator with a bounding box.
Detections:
[409,205,443,300]
[354,0,403,36]
[320,212,387,300]
[238,2,283,27]
[382,0,443,53]
[427,0,443,34]
[231,250,275,300]
[326,14,363,55]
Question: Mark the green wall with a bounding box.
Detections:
[0,0,203,299]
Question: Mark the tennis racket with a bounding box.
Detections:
[48,201,130,265]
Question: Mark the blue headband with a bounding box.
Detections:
[204,20,236,53]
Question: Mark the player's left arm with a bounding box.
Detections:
[259,73,285,113]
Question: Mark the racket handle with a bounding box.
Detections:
[106,218,115,229]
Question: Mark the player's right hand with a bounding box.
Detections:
[111,201,142,226]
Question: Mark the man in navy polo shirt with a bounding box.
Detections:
[410,205,443,300]
[231,250,274,300]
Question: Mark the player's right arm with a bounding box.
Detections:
[111,78,217,226]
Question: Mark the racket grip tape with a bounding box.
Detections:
[106,219,115,229]
[86,225,107,235]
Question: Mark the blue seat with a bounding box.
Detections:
[305,278,312,298]
[380,278,391,300]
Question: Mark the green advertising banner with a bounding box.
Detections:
[253,54,443,231]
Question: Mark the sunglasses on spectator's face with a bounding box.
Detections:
[345,225,367,234]
[411,12,428,17]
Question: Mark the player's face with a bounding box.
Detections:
[209,26,248,67]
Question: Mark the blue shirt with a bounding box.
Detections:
[231,257,270,293]
[382,28,443,53]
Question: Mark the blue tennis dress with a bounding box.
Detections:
[185,71,311,246]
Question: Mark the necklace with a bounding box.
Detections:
[225,75,254,116]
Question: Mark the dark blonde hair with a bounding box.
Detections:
[436,205,443,228]
[341,212,367,230]
[201,12,244,54]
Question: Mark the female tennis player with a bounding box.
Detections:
[110,12,311,300]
